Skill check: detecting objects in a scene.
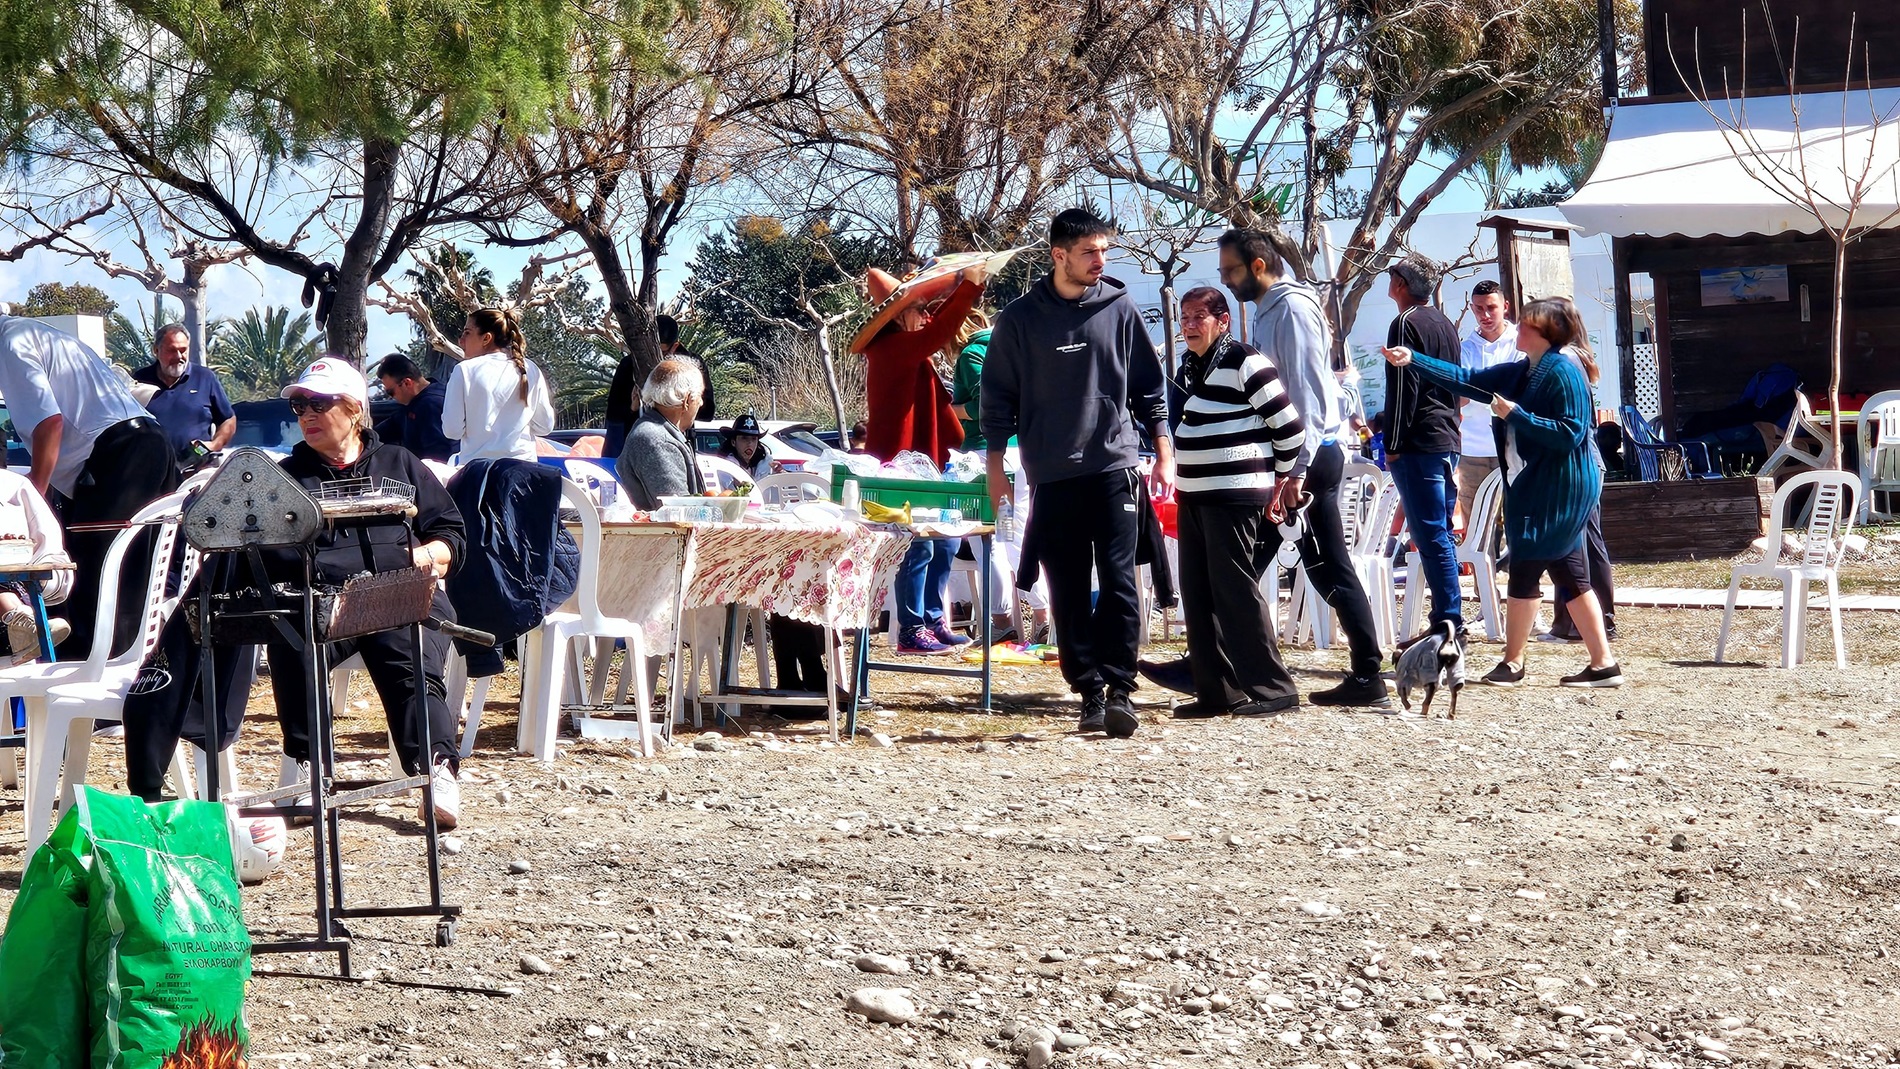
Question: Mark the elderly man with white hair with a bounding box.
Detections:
[615,358,707,510]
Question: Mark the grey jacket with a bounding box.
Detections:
[616,408,704,510]
[980,273,1168,486]
[1250,279,1342,477]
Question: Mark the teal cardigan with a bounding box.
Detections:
[1408,348,1600,560]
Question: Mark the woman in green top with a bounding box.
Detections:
[948,312,992,450]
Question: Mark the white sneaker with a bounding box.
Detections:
[426,757,460,830]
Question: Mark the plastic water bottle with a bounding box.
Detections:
[998,500,1018,543]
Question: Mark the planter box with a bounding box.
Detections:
[1601,476,1772,561]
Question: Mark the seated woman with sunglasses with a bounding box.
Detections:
[266,359,470,828]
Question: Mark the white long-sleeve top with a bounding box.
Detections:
[441,351,556,462]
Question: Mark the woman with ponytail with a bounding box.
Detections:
[443,307,556,461]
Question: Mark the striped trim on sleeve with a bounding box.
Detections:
[1174,337,1306,502]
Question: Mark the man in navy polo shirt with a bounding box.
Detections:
[131,324,235,463]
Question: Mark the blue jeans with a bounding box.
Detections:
[1389,451,1463,629]
[895,538,953,633]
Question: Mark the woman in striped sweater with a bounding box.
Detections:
[1383,296,1623,689]
[1170,287,1308,718]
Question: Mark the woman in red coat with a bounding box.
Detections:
[850,260,991,652]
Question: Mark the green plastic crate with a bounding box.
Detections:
[829,471,995,522]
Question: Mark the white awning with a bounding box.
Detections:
[1559,89,1900,239]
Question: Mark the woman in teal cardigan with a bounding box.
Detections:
[1383,297,1622,689]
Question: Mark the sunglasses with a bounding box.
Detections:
[287,397,339,416]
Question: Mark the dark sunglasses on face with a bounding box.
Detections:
[288,397,338,416]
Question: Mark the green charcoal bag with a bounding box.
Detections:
[0,788,251,1069]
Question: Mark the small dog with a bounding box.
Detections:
[1393,619,1467,718]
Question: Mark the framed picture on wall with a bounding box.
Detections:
[1699,265,1790,306]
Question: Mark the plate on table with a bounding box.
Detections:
[790,501,848,525]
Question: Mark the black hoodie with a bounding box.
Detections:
[980,273,1168,486]
[263,432,466,586]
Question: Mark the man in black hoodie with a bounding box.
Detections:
[1381,258,1466,635]
[982,208,1174,738]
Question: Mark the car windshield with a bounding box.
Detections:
[776,429,829,456]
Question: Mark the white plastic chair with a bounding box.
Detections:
[1759,390,1835,476]
[1399,467,1504,641]
[1716,469,1862,668]
[1311,475,1403,649]
[1289,463,1387,649]
[752,471,831,505]
[1854,391,1900,522]
[519,478,660,760]
[696,453,754,494]
[16,489,189,853]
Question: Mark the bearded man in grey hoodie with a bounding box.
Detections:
[981,208,1175,738]
[1217,229,1390,708]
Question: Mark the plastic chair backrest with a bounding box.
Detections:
[1765,469,1860,568]
[81,488,190,677]
[557,477,605,621]
[1622,405,1661,446]
[1463,468,1505,551]
[1355,480,1402,557]
[752,471,830,505]
[696,453,752,493]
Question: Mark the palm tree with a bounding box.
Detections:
[209,307,323,400]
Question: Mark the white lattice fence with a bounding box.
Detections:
[1632,343,1661,420]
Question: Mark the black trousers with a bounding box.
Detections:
[267,590,459,775]
[1177,500,1299,708]
[59,418,178,659]
[1256,443,1385,678]
[1548,506,1616,636]
[123,551,258,800]
[770,616,828,691]
[1028,468,1141,695]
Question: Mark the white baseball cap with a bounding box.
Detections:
[282,358,368,405]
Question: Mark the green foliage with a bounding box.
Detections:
[0,0,679,152]
[675,317,756,410]
[683,216,897,352]
[1354,0,1643,174]
[12,281,116,318]
[209,306,322,401]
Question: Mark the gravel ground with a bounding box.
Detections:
[4,586,1899,1069]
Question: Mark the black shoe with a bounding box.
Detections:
[1481,660,1525,687]
[1560,663,1625,688]
[1078,691,1107,733]
[1233,694,1299,718]
[1104,689,1138,738]
[1137,656,1195,695]
[1170,699,1231,720]
[1308,675,1392,708]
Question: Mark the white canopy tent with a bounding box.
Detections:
[1559,88,1900,239]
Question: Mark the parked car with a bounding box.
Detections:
[690,419,830,472]
[231,398,407,456]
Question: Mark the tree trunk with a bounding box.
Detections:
[814,322,849,436]
[326,137,403,362]
[585,224,660,386]
[1829,237,1846,468]
[179,260,209,365]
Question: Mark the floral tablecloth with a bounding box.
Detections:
[591,521,913,647]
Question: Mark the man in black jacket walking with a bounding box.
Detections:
[1381,259,1466,635]
[982,208,1175,738]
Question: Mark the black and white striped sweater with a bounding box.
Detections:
[1174,335,1306,505]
